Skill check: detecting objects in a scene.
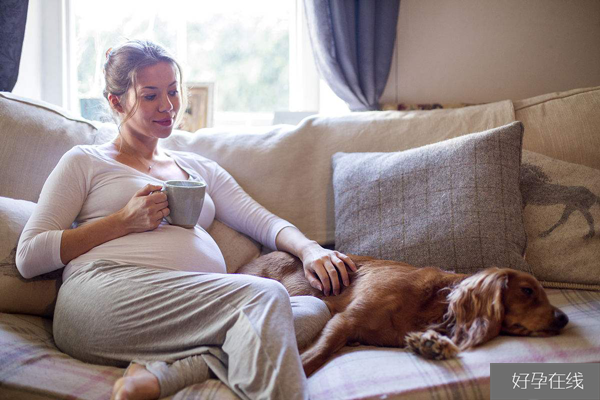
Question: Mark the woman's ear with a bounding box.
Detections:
[108,94,124,113]
[445,268,508,350]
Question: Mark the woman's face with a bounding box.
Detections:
[120,61,181,140]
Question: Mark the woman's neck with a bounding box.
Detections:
[116,131,160,160]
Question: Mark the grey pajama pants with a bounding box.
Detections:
[52,260,331,400]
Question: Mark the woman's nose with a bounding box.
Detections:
[158,95,173,113]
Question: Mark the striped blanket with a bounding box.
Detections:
[1,289,599,400]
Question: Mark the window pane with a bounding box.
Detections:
[186,4,290,113]
[74,0,291,125]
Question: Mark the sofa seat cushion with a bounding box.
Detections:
[2,289,599,399]
[0,313,237,400]
[306,288,600,399]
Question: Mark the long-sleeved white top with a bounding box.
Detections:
[16,144,293,281]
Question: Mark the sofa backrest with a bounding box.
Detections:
[161,101,516,244]
[0,92,116,202]
[2,86,598,245]
[514,86,600,171]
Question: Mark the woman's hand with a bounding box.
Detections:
[116,184,170,233]
[299,243,357,296]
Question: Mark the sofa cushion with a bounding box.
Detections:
[3,288,599,399]
[161,100,516,244]
[0,313,237,400]
[521,150,600,290]
[332,122,529,274]
[0,92,116,203]
[515,86,600,170]
[0,197,61,317]
[207,220,261,274]
[0,197,261,317]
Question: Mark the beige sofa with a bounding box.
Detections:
[1,87,599,399]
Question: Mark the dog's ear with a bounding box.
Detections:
[443,268,508,350]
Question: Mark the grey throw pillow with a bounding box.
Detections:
[332,121,530,274]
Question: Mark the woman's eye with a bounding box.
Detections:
[144,95,156,100]
[521,287,534,296]
[169,90,179,96]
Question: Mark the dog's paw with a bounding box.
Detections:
[404,330,459,360]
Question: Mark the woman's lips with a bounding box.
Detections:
[154,119,173,127]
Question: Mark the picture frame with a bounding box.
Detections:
[179,82,215,132]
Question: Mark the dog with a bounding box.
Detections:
[237,252,569,376]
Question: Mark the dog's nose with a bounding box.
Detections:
[553,309,569,329]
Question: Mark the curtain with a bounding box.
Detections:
[0,0,29,92]
[304,0,400,111]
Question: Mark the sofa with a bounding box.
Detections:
[0,86,599,399]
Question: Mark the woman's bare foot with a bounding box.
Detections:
[111,363,161,400]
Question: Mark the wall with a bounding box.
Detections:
[380,0,600,104]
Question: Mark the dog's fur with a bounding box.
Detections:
[237,252,569,376]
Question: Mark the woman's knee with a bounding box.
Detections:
[290,296,331,349]
[235,274,289,300]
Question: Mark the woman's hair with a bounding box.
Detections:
[103,39,187,127]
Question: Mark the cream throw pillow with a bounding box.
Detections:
[521,150,600,290]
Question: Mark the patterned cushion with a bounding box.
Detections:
[521,150,600,290]
[332,121,529,274]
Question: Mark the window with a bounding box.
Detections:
[72,0,347,127]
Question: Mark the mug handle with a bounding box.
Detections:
[159,186,173,225]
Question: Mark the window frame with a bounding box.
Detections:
[57,0,322,125]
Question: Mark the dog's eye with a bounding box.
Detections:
[521,287,534,296]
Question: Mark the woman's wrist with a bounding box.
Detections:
[275,226,320,260]
[111,210,133,236]
[297,239,320,261]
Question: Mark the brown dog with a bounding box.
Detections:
[237,251,569,376]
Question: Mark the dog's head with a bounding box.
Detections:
[444,268,568,349]
[500,269,568,337]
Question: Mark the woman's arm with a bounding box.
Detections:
[275,226,356,296]
[17,147,169,278]
[59,184,168,265]
[198,156,356,295]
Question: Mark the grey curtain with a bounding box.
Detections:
[304,0,400,111]
[0,0,29,92]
